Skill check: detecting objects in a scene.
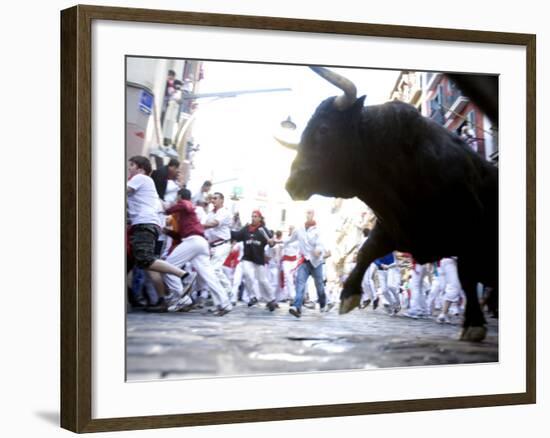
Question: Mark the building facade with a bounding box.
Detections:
[390,71,498,163]
[125,57,204,182]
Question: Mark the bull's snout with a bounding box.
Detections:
[285,159,311,201]
[285,176,300,200]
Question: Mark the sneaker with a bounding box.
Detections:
[437,313,451,324]
[289,306,301,318]
[213,304,232,316]
[266,300,278,312]
[167,295,193,312]
[178,296,195,312]
[359,299,371,309]
[383,303,393,314]
[181,271,197,296]
[303,301,316,310]
[403,310,421,319]
[247,296,258,307]
[372,297,380,310]
[324,302,335,313]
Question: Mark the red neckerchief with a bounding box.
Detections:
[305,220,317,230]
[248,223,261,233]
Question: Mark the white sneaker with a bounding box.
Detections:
[168,295,194,312]
[437,313,451,324]
[323,302,335,313]
[213,304,232,316]
[403,310,421,319]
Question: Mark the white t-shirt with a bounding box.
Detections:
[204,207,232,243]
[285,225,324,268]
[282,240,300,258]
[265,243,282,267]
[127,174,161,226]
[164,179,179,205]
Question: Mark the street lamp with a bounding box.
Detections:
[280,116,296,130]
[274,115,299,150]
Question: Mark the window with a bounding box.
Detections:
[467,110,476,128]
[436,84,443,107]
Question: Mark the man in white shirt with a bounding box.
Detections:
[127,156,192,310]
[285,209,328,317]
[203,192,234,302]
[192,180,212,206]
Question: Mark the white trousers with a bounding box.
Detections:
[210,242,232,294]
[426,271,445,311]
[281,259,297,301]
[440,257,462,303]
[224,263,253,302]
[377,266,401,308]
[241,260,275,302]
[409,263,429,314]
[223,264,243,304]
[164,235,230,308]
[268,263,283,301]
[361,263,377,301]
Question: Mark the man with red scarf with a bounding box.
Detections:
[285,209,328,317]
[230,210,277,311]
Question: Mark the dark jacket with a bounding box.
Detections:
[231,225,273,265]
[151,166,170,200]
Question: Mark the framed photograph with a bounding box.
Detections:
[60,4,536,433]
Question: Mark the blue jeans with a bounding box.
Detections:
[131,267,146,301]
[294,261,326,310]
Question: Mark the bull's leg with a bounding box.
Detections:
[339,224,393,314]
[457,258,487,342]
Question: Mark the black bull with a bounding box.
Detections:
[281,67,498,342]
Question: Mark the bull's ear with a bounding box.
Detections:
[353,95,366,110]
[350,96,366,123]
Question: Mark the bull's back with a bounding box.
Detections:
[361,102,498,260]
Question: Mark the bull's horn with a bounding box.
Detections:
[310,66,357,111]
[273,135,298,150]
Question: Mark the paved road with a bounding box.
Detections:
[126,302,498,381]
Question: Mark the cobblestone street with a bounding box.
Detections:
[126,302,498,381]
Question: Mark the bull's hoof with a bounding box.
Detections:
[339,294,361,315]
[459,326,487,342]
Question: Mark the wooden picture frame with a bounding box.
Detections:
[60,4,536,433]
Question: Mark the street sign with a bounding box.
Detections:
[139,90,153,115]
